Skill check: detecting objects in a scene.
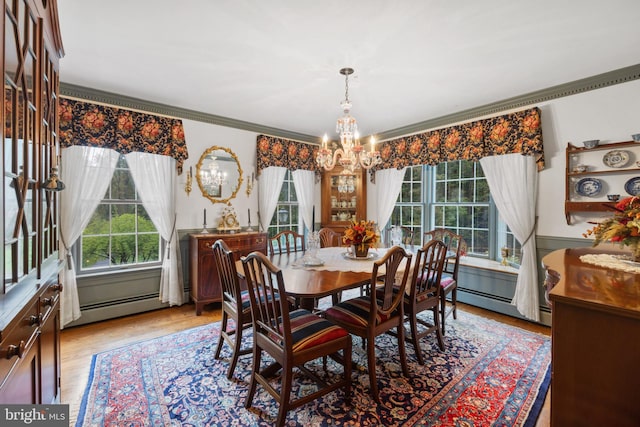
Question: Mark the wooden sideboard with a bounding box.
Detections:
[543,248,640,427]
[189,232,268,315]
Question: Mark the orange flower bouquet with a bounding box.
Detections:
[343,220,379,257]
[584,196,640,261]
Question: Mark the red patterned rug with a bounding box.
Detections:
[76,310,550,426]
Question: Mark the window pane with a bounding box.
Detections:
[111,235,136,266]
[474,206,489,228]
[112,204,136,233]
[476,179,490,202]
[110,169,135,200]
[460,180,474,202]
[137,205,156,232]
[461,161,475,178]
[444,206,458,227]
[459,206,472,228]
[83,205,110,235]
[411,182,421,202]
[434,182,445,203]
[138,233,161,262]
[446,181,459,202]
[81,236,110,269]
[473,230,489,256]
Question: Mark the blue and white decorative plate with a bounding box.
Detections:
[575,177,602,197]
[624,177,640,196]
[602,150,630,168]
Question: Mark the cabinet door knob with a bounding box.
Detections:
[42,297,53,307]
[1,341,25,359]
[51,283,63,292]
[28,314,42,326]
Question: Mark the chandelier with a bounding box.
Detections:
[201,158,227,187]
[316,67,382,173]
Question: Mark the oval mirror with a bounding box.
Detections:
[196,146,243,204]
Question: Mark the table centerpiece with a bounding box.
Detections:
[343,219,379,258]
[584,195,640,262]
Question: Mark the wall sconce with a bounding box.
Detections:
[185,166,193,196]
[42,166,65,192]
[246,172,255,196]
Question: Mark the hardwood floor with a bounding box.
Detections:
[61,302,550,426]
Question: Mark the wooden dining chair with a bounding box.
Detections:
[319,227,342,247]
[211,240,253,379]
[324,246,412,403]
[403,239,448,365]
[241,251,352,426]
[269,230,305,255]
[423,229,467,335]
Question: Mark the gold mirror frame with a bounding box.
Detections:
[195,146,244,204]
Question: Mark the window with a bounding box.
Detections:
[78,155,162,272]
[268,170,300,238]
[390,161,521,265]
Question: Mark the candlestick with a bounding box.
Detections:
[312,206,315,232]
[248,208,251,224]
[201,208,208,233]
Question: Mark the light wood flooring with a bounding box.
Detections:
[61,302,550,426]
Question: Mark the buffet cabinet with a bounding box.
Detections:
[0,0,64,405]
[320,166,367,233]
[189,232,267,315]
[565,140,640,224]
[543,248,640,427]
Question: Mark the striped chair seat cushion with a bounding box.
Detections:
[282,309,349,352]
[375,286,435,305]
[240,290,281,311]
[324,296,390,327]
[440,275,456,290]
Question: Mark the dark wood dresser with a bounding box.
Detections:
[189,232,267,315]
[543,248,640,427]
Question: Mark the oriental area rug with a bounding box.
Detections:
[76,310,550,426]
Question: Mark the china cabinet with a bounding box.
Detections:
[189,232,267,315]
[320,166,367,233]
[0,0,64,404]
[564,140,640,224]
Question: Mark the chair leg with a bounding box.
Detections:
[214,311,229,359]
[342,344,352,403]
[397,322,410,378]
[244,346,261,409]
[433,307,445,351]
[366,336,380,403]
[451,286,458,320]
[226,318,243,379]
[440,293,447,336]
[408,312,425,365]
[276,366,293,427]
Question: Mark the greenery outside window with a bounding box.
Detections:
[78,155,162,272]
[268,170,301,246]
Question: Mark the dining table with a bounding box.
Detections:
[237,246,397,311]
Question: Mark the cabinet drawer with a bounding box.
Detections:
[0,297,40,383]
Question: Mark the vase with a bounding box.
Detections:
[352,243,370,258]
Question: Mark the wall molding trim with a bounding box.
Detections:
[60,63,640,145]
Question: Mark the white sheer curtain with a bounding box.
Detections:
[375,167,407,243]
[479,153,539,321]
[258,166,287,232]
[292,169,315,232]
[59,146,119,327]
[125,152,183,306]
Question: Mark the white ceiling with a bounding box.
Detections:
[57,0,640,141]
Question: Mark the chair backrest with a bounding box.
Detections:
[319,228,341,248]
[371,246,412,322]
[211,239,243,308]
[241,251,291,353]
[410,239,448,298]
[269,230,305,255]
[423,229,467,280]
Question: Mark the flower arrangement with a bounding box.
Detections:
[343,220,379,253]
[583,196,640,261]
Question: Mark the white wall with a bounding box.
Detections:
[366,79,640,239]
[176,79,640,238]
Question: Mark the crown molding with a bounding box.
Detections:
[376,63,640,141]
[61,63,640,145]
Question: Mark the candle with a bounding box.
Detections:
[204,208,206,224]
[312,206,315,232]
[248,208,251,224]
[322,134,328,150]
[370,136,376,153]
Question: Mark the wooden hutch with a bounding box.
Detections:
[320,165,367,234]
[0,0,65,404]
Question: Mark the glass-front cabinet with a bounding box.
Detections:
[320,166,367,233]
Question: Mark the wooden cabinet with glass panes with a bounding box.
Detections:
[320,166,367,234]
[1,0,65,404]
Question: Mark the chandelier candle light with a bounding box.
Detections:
[316,67,382,174]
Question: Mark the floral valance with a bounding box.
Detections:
[255,107,543,179]
[373,107,544,174]
[256,134,319,176]
[58,98,188,173]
